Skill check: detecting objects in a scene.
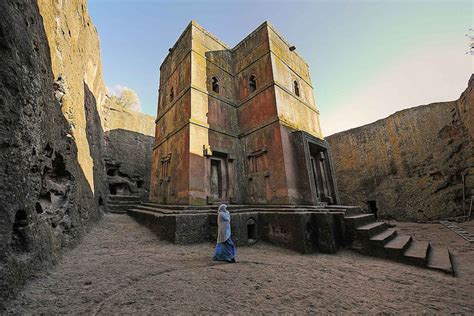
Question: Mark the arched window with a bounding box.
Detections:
[169,87,174,102]
[211,76,219,94]
[249,75,257,93]
[293,80,300,97]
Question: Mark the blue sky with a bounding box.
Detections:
[89,0,472,135]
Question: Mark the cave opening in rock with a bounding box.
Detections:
[367,200,378,219]
[109,183,131,195]
[51,153,72,179]
[11,209,30,253]
[107,167,118,177]
[35,202,43,214]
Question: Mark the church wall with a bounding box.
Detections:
[150,126,190,205]
[159,25,192,96]
[269,29,322,139]
[232,24,271,75]
[274,85,322,138]
[151,22,193,205]
[237,86,278,133]
[155,89,192,145]
[158,53,192,119]
[240,123,290,204]
[185,23,241,205]
[271,53,315,109]
[188,127,242,205]
[279,125,306,204]
[151,21,333,206]
[234,54,273,103]
[191,23,231,74]
[267,26,311,84]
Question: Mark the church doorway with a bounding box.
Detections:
[309,147,333,204]
[209,151,229,202]
[210,159,222,199]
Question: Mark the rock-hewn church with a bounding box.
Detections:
[150,21,338,206]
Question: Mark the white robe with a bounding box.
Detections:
[217,204,231,243]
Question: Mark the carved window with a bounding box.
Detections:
[249,75,257,93]
[159,153,171,183]
[247,148,270,178]
[169,87,174,102]
[294,80,300,97]
[211,76,219,94]
[249,154,265,173]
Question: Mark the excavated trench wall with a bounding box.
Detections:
[0,0,106,304]
[326,76,474,221]
[0,0,155,305]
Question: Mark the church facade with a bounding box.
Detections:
[150,21,339,206]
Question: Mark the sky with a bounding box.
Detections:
[89,0,473,135]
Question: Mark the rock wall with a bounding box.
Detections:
[0,0,106,305]
[38,0,107,194]
[0,0,155,304]
[326,76,474,221]
[102,98,155,200]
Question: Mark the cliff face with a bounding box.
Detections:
[326,76,474,221]
[0,0,105,304]
[102,98,155,200]
[0,0,156,304]
[38,0,156,202]
[38,0,107,196]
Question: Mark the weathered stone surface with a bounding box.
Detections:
[326,76,474,221]
[128,205,346,254]
[0,0,105,305]
[150,21,338,206]
[0,0,156,304]
[38,0,108,194]
[102,97,155,200]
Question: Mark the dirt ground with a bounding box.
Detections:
[4,214,474,314]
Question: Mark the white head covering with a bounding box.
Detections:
[218,204,227,213]
[217,204,231,243]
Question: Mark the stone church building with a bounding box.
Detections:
[150,21,339,206]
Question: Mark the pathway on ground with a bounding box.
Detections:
[4,214,474,314]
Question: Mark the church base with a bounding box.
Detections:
[127,204,360,254]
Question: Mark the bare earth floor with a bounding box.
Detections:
[4,214,474,314]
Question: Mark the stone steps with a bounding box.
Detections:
[427,247,454,274]
[345,214,375,227]
[370,228,397,246]
[356,221,387,239]
[403,241,430,266]
[132,203,346,215]
[345,216,455,276]
[126,202,455,275]
[107,195,141,213]
[139,203,337,212]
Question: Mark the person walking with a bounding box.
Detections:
[212,204,236,263]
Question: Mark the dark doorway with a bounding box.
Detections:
[367,200,378,219]
[247,218,257,244]
[309,149,333,204]
[210,159,222,199]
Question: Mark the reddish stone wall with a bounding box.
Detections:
[150,21,337,205]
[326,76,474,220]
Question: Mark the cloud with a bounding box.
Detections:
[106,84,142,112]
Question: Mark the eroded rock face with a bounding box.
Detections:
[0,0,155,304]
[0,0,105,305]
[102,97,155,200]
[38,0,107,194]
[326,76,474,221]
